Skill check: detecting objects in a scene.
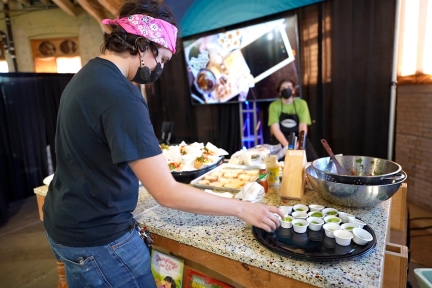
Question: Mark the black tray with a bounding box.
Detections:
[172,156,224,183]
[252,222,377,263]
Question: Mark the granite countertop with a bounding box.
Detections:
[35,183,390,287]
[134,187,390,288]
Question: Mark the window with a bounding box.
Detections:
[31,37,82,73]
[0,61,8,72]
[397,0,432,84]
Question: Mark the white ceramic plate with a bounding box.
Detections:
[43,174,54,186]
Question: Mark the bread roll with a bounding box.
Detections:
[211,171,223,177]
[224,182,242,189]
[197,180,210,185]
[246,170,259,176]
[219,177,231,184]
[230,179,245,186]
[211,182,224,187]
[203,175,218,182]
[238,174,253,181]
[223,172,238,179]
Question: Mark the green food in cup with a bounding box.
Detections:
[345,226,354,231]
[327,218,339,223]
[326,211,337,215]
[296,208,304,211]
[294,223,303,226]
[311,221,319,224]
[283,217,293,222]
[311,212,322,217]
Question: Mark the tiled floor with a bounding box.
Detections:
[0,195,430,288]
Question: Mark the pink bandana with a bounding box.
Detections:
[102,14,177,53]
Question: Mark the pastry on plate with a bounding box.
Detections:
[238,174,253,181]
[197,180,210,185]
[194,155,211,169]
[224,182,242,189]
[203,175,218,182]
[219,177,231,184]
[168,161,183,171]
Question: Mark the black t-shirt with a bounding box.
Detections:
[43,57,161,247]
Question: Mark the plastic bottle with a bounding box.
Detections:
[265,155,280,187]
[258,164,268,193]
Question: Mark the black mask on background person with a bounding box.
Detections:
[281,88,293,99]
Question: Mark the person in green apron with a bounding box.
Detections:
[268,79,318,161]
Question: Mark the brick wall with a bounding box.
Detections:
[395,85,432,209]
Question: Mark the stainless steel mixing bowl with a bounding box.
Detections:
[312,156,403,185]
[305,164,407,208]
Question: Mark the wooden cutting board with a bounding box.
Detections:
[280,150,307,200]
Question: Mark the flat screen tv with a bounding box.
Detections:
[182,13,300,105]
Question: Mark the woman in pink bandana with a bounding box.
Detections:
[43,1,283,287]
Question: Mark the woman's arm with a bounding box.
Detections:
[129,154,284,232]
[270,123,289,147]
[299,123,308,135]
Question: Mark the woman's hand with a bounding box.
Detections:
[237,202,284,232]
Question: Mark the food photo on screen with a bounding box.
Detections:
[182,14,300,105]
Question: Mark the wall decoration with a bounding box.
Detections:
[31,37,80,58]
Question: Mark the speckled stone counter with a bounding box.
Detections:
[34,184,390,287]
[134,187,390,288]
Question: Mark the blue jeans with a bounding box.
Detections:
[46,229,157,288]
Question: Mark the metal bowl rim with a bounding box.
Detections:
[306,164,407,187]
[311,155,402,179]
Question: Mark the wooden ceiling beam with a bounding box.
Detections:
[97,0,122,17]
[76,0,111,33]
[51,0,78,17]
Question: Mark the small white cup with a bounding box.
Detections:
[323,223,341,238]
[341,223,361,233]
[292,211,308,219]
[322,207,339,217]
[308,211,324,218]
[292,219,309,233]
[352,228,373,245]
[333,230,353,246]
[308,204,325,212]
[293,204,309,213]
[278,206,293,216]
[349,218,367,228]
[307,217,324,231]
[338,212,356,223]
[324,216,342,225]
[280,215,294,228]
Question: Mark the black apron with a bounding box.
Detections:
[270,100,299,145]
[270,100,318,161]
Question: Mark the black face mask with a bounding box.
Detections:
[132,53,164,84]
[281,88,293,99]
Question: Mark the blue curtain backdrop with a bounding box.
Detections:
[164,0,323,37]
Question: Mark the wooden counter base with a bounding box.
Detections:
[152,234,315,288]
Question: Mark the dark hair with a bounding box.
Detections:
[164,276,176,288]
[275,79,296,94]
[101,0,180,56]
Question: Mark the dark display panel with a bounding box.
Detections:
[182,14,300,105]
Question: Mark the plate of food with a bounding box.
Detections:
[161,142,228,183]
[190,163,260,192]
